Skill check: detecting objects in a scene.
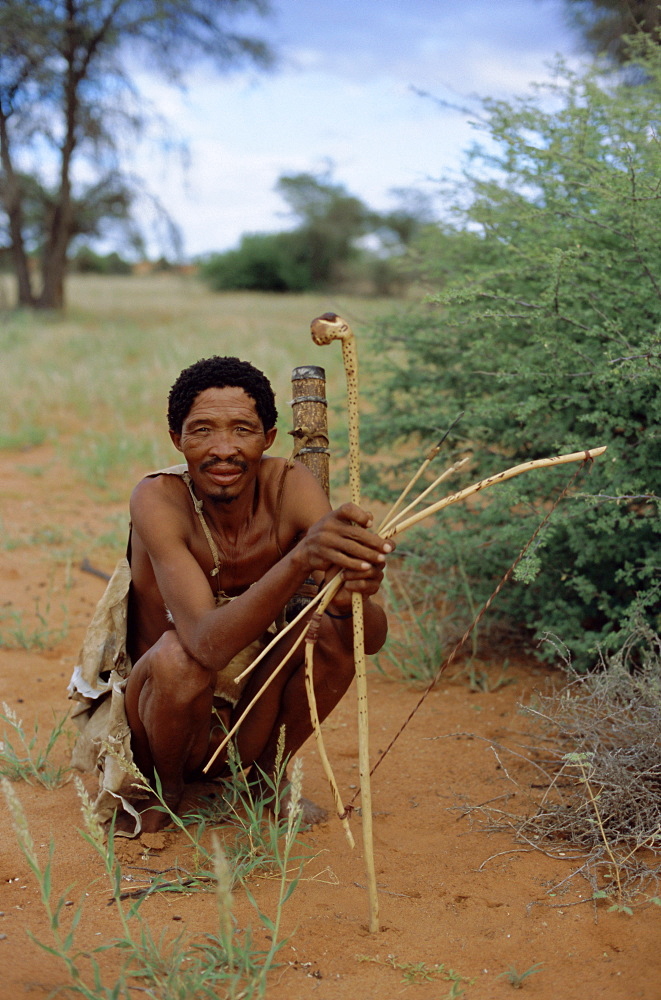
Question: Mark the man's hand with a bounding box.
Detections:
[298,502,394,614]
[301,502,393,575]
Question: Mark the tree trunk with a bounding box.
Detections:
[38,3,78,311]
[0,109,35,307]
[38,146,74,311]
[8,201,36,308]
[38,232,68,310]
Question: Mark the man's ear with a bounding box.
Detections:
[169,429,183,453]
[263,427,277,451]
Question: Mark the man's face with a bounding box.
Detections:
[170,386,276,504]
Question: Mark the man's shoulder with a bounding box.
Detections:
[145,463,188,479]
[133,464,188,493]
[259,455,324,494]
[258,455,287,478]
[263,457,331,529]
[130,466,189,520]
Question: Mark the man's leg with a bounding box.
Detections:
[231,615,356,823]
[124,617,355,831]
[124,629,216,832]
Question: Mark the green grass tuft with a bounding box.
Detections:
[0,705,71,788]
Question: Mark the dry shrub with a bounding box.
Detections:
[462,622,661,902]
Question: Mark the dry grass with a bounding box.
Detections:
[458,622,661,906]
[0,273,396,489]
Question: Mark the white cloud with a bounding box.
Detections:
[123,0,583,258]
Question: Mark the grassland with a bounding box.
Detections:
[0,273,398,648]
[0,273,395,494]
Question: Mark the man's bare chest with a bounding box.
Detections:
[187,514,290,597]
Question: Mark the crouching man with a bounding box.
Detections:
[69,355,393,834]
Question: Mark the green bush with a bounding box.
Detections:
[70,246,133,274]
[199,231,313,292]
[199,169,432,294]
[365,41,661,669]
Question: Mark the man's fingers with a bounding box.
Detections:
[310,530,389,564]
[338,562,384,590]
[335,504,393,548]
[304,505,395,576]
[336,501,371,526]
[343,580,380,596]
[311,549,381,573]
[342,561,384,581]
[328,512,393,554]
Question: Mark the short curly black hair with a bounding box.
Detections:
[167,356,278,435]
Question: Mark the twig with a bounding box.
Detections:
[377,412,464,533]
[575,757,624,900]
[386,448,607,538]
[352,881,418,899]
[80,558,111,582]
[455,792,515,820]
[474,848,533,872]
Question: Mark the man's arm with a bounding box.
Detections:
[130,465,391,673]
[279,463,390,656]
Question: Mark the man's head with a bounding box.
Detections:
[167,356,278,435]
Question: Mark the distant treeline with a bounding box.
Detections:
[198,169,434,296]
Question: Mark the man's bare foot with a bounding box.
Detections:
[250,768,327,826]
[272,783,328,827]
[286,792,328,827]
[131,789,181,834]
[109,787,180,836]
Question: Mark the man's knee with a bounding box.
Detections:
[143,630,214,707]
[316,617,356,687]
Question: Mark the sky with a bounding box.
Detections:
[129,0,582,260]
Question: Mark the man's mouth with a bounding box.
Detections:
[202,462,247,485]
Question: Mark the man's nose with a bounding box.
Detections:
[208,431,239,458]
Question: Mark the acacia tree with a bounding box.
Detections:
[559,0,661,59]
[201,168,434,293]
[274,169,372,287]
[0,0,273,309]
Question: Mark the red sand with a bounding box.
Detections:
[1,448,659,999]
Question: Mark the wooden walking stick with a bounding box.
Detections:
[310,312,380,933]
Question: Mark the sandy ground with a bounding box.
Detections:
[1,447,660,1000]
